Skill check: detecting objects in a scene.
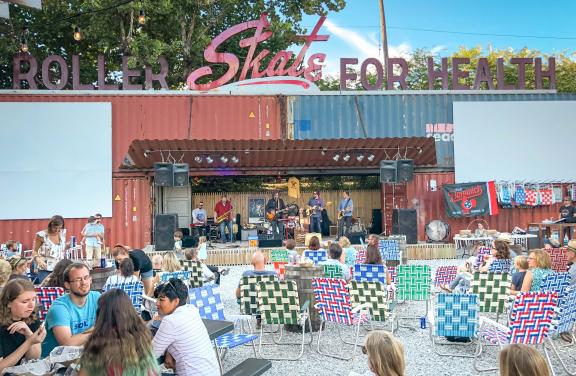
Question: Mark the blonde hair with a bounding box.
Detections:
[530,249,552,269]
[499,344,550,376]
[198,236,207,244]
[514,255,528,270]
[162,252,181,272]
[0,260,11,287]
[339,236,351,248]
[364,331,405,376]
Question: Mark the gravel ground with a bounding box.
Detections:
[214,259,576,376]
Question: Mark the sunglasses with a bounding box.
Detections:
[159,279,177,295]
[362,345,367,355]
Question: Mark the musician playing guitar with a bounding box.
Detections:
[337,191,354,238]
[307,190,324,234]
[266,192,286,239]
[214,195,234,243]
[191,201,209,237]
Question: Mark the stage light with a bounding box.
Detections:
[321,147,327,156]
[143,150,151,158]
[343,154,350,162]
[206,156,213,164]
[367,154,375,161]
[231,156,239,164]
[333,154,340,161]
[194,156,202,163]
[356,153,364,162]
[220,156,229,163]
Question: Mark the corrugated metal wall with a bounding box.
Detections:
[0,178,152,250]
[291,93,576,168]
[406,172,567,241]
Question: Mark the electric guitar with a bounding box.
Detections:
[338,205,352,220]
[266,208,287,221]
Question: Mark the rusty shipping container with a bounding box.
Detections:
[405,172,569,241]
[0,94,285,171]
[0,178,152,251]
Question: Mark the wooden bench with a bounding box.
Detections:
[223,358,272,376]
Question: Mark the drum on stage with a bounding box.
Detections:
[425,220,450,242]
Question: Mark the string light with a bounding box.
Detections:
[138,8,146,25]
[73,26,82,41]
[19,26,29,53]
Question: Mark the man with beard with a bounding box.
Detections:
[41,263,100,356]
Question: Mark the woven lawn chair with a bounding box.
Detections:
[354,249,367,264]
[270,249,289,263]
[473,247,492,270]
[239,275,278,316]
[546,247,570,272]
[349,280,390,327]
[179,260,205,288]
[103,281,144,313]
[487,259,512,274]
[395,265,431,327]
[541,272,572,298]
[312,277,371,360]
[353,264,387,284]
[273,262,287,281]
[378,239,400,262]
[473,291,558,373]
[433,266,458,287]
[188,284,257,366]
[545,286,576,375]
[35,287,64,321]
[428,293,478,357]
[470,272,511,318]
[256,280,312,360]
[303,250,327,265]
[323,264,344,279]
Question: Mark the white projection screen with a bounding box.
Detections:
[453,101,576,183]
[0,102,112,220]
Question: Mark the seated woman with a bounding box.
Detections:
[364,245,392,285]
[0,279,47,371]
[39,259,73,288]
[357,330,405,376]
[319,243,351,280]
[103,258,140,290]
[521,249,554,292]
[78,289,160,375]
[8,257,29,281]
[152,252,182,286]
[499,344,550,376]
[339,236,356,267]
[305,235,325,254]
[184,248,215,283]
[0,260,11,292]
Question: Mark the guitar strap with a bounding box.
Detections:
[344,198,351,213]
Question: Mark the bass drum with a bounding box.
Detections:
[286,203,299,217]
[425,220,450,242]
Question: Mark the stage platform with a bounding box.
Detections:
[145,238,456,266]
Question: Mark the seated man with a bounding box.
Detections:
[235,251,277,300]
[42,263,100,357]
[152,278,220,376]
[319,243,351,280]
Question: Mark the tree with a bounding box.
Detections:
[0,0,346,89]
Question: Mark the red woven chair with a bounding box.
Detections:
[273,262,287,281]
[546,247,570,272]
[35,287,65,321]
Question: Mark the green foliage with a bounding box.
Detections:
[0,0,346,89]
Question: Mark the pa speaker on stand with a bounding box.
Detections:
[154,214,178,250]
[154,163,174,186]
[173,163,189,187]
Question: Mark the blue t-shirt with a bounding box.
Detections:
[82,223,104,247]
[338,198,354,217]
[307,198,324,218]
[42,291,100,357]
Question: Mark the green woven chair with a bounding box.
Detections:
[395,265,431,328]
[179,260,204,288]
[256,280,312,360]
[349,280,389,324]
[239,275,278,316]
[323,264,344,279]
[470,272,511,317]
[270,249,289,263]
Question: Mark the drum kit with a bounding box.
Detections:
[258,203,300,238]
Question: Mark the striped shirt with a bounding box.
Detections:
[152,305,219,376]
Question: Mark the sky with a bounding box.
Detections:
[299,0,576,76]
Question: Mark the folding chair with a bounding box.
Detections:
[102,281,144,313]
[312,277,371,360]
[239,275,278,316]
[473,291,558,373]
[353,264,387,284]
[473,247,492,270]
[546,247,570,272]
[433,266,458,287]
[256,280,312,360]
[348,280,391,330]
[273,262,287,281]
[354,249,367,264]
[188,284,257,366]
[487,259,512,274]
[545,286,576,375]
[323,264,343,279]
[270,249,289,263]
[303,250,327,265]
[35,287,65,321]
[180,260,204,288]
[378,239,400,263]
[470,272,511,320]
[395,265,431,323]
[159,271,192,287]
[541,272,572,298]
[428,293,478,357]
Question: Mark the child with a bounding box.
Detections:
[510,255,528,294]
[184,248,229,285]
[285,239,299,263]
[197,236,208,261]
[173,231,183,252]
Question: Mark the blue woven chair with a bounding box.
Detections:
[303,250,327,265]
[428,293,478,357]
[353,264,387,284]
[545,286,576,375]
[540,272,572,298]
[160,270,192,284]
[188,284,257,362]
[102,281,144,313]
[378,239,400,262]
[488,259,512,273]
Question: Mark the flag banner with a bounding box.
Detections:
[443,181,499,218]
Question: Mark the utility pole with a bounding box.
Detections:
[378,0,389,89]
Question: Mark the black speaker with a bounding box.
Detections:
[348,232,365,245]
[182,235,198,248]
[371,209,382,234]
[392,209,417,244]
[397,159,414,182]
[173,163,189,187]
[379,160,397,183]
[154,163,174,186]
[258,238,283,248]
[154,214,178,250]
